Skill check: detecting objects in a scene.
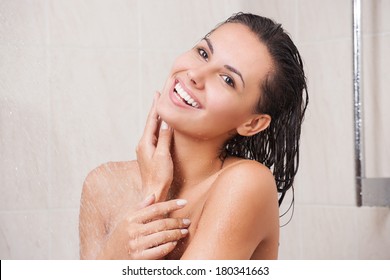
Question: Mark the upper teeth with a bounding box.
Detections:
[174,83,199,108]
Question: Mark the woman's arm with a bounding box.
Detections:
[181,161,280,259]
[79,92,185,259]
[79,165,111,259]
[136,92,174,202]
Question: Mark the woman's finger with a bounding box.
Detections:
[136,92,160,157]
[138,228,189,250]
[142,92,160,141]
[155,121,173,156]
[139,217,191,235]
[137,241,177,260]
[134,199,188,223]
[137,193,156,209]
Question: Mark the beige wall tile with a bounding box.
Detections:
[0,47,47,103]
[362,35,390,178]
[297,0,351,42]
[362,0,390,35]
[139,0,229,51]
[296,40,356,206]
[49,209,79,259]
[48,0,139,48]
[300,206,358,259]
[0,47,49,210]
[278,202,303,259]
[49,48,140,208]
[0,0,46,46]
[0,211,50,259]
[357,207,390,259]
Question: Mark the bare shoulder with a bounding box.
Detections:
[81,160,142,214]
[85,160,140,180]
[181,159,279,259]
[208,159,279,242]
[214,159,277,201]
[83,161,140,191]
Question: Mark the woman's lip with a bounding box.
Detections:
[168,79,202,109]
[168,80,193,109]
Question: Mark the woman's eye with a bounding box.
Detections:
[197,48,208,61]
[222,75,235,88]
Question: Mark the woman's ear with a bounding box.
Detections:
[236,114,271,136]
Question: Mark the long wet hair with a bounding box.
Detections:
[216,13,309,207]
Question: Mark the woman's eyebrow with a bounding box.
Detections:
[224,65,245,88]
[203,37,214,54]
[203,36,245,87]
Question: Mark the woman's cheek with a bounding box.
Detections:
[209,97,237,120]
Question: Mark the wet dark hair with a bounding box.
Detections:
[216,13,309,207]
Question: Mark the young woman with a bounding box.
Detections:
[79,13,308,260]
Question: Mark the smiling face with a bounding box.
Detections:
[157,23,273,143]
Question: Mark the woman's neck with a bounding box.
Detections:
[170,131,226,192]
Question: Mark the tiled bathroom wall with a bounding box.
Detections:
[0,0,389,259]
[279,0,390,259]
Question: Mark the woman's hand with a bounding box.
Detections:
[103,195,190,260]
[136,92,173,201]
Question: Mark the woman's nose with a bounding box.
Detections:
[187,66,208,89]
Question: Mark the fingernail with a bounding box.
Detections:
[183,218,191,225]
[176,199,187,206]
[161,121,168,130]
[181,229,189,235]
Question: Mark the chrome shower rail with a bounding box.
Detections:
[353,0,364,206]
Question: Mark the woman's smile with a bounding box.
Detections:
[169,79,201,109]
